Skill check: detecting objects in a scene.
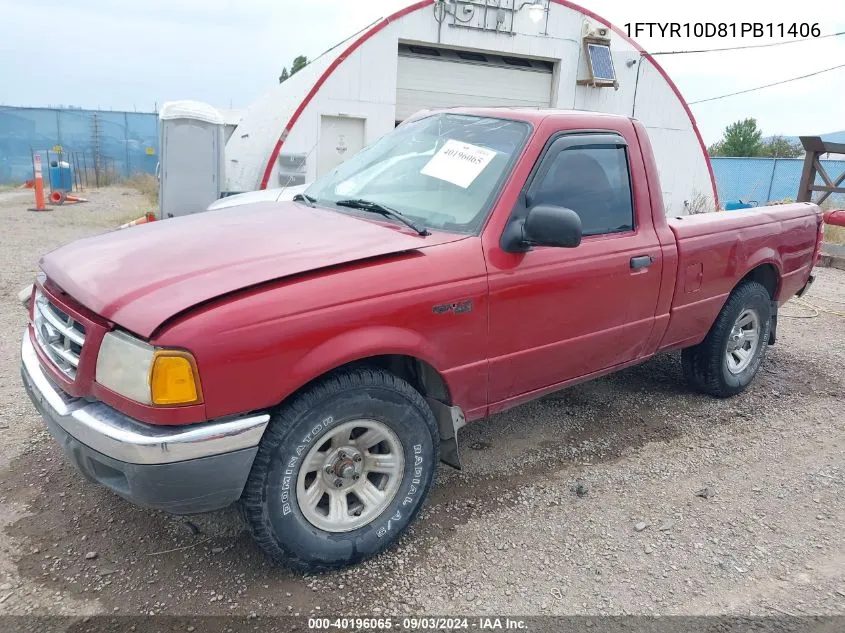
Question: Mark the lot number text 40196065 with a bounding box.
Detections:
[308,617,529,630]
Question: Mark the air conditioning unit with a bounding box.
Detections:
[582,22,610,41]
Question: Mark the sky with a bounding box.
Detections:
[1,0,843,144]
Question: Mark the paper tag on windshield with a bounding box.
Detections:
[420,139,496,189]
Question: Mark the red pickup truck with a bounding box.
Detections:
[21,108,822,571]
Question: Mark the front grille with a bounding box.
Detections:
[32,288,86,380]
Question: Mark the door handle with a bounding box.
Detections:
[630,255,654,270]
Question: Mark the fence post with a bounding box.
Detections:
[764,158,778,203]
[124,112,130,179]
[797,150,816,203]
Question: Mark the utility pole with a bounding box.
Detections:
[90,113,102,187]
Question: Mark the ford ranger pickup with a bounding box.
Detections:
[20,108,823,571]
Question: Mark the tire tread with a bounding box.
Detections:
[240,366,438,572]
[681,281,771,398]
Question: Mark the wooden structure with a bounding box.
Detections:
[798,136,845,206]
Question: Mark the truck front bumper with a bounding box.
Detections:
[20,332,270,514]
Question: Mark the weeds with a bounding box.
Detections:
[685,190,713,214]
[125,173,159,204]
[825,224,845,245]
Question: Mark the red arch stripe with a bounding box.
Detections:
[259,0,718,209]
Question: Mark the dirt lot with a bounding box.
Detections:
[0,188,843,618]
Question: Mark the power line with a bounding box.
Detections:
[648,30,845,55]
[688,63,845,104]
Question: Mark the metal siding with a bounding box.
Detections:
[573,50,637,114]
[224,53,339,191]
[225,0,714,215]
[625,61,715,215]
[631,62,695,132]
[395,55,553,121]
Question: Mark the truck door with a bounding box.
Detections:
[484,132,663,404]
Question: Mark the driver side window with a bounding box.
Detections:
[532,146,634,236]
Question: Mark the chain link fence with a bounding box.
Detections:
[0,106,158,186]
[711,156,845,209]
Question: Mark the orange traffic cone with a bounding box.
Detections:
[118,212,157,230]
[49,191,89,205]
[28,155,49,212]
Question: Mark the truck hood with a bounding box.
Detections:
[40,201,462,338]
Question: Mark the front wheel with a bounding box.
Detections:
[682,281,772,398]
[240,367,439,572]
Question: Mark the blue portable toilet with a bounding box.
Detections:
[49,160,73,192]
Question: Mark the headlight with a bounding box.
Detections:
[95,331,203,406]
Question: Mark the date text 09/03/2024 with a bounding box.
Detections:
[624,22,821,38]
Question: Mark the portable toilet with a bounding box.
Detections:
[49,160,73,192]
[158,100,226,218]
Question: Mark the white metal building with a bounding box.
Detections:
[224,0,718,215]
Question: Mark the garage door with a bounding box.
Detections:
[396,45,553,122]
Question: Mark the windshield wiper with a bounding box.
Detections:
[292,193,316,207]
[335,199,429,236]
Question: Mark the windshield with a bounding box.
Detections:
[305,114,531,234]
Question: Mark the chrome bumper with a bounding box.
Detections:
[21,331,270,465]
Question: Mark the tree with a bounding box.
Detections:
[291,55,308,75]
[279,55,308,83]
[714,118,764,157]
[707,140,724,157]
[760,135,803,158]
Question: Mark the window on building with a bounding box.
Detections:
[407,45,441,57]
[457,51,488,62]
[532,146,634,235]
[502,56,531,67]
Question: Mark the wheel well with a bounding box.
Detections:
[740,264,779,299]
[313,355,461,469]
[356,355,452,404]
[310,354,451,405]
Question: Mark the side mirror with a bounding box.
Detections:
[501,205,582,252]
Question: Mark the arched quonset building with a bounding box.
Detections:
[225,0,717,215]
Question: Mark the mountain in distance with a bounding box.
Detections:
[763,131,845,145]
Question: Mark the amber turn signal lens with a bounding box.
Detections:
[150,352,202,406]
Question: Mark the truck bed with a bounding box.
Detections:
[660,202,821,351]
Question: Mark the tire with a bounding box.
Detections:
[240,367,439,572]
[681,281,772,398]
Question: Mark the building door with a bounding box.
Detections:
[318,116,366,178]
[395,45,553,121]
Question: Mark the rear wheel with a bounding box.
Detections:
[240,367,439,572]
[682,281,772,398]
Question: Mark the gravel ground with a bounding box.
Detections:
[0,188,842,618]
